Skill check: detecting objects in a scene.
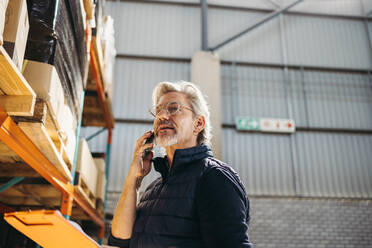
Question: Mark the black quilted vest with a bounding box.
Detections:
[129,145,214,248]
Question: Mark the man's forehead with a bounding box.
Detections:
[157,92,187,105]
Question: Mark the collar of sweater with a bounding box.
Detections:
[153,144,213,180]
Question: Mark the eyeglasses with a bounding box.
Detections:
[149,101,193,117]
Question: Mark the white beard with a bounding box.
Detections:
[155,132,178,147]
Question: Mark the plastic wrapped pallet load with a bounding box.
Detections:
[101,15,116,100]
[25,0,88,123]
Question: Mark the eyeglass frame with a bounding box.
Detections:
[149,101,194,118]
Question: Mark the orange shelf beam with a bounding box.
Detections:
[89,47,114,130]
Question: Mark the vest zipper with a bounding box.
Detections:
[141,159,171,240]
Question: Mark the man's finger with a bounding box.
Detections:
[136,130,153,145]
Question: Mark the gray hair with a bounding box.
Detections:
[152,81,212,147]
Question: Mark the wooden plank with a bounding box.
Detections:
[0,95,35,116]
[0,140,18,156]
[45,110,61,143]
[0,156,21,163]
[82,113,105,127]
[0,46,36,96]
[11,99,74,169]
[0,187,25,197]
[83,0,94,19]
[71,207,91,220]
[11,98,47,123]
[75,184,95,209]
[0,140,22,163]
[16,184,61,198]
[82,94,105,126]
[17,122,72,181]
[0,162,40,177]
[0,195,60,206]
[0,184,60,208]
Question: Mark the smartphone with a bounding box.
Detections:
[143,133,154,158]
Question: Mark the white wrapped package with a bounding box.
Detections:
[101,15,116,99]
[0,0,9,45]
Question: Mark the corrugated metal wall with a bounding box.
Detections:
[112,59,190,119]
[283,15,371,68]
[106,2,200,57]
[295,132,372,198]
[209,9,283,63]
[87,1,372,205]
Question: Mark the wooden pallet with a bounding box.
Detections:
[74,173,96,209]
[0,46,36,116]
[0,183,61,207]
[83,36,114,128]
[0,181,100,221]
[11,99,73,181]
[0,162,40,177]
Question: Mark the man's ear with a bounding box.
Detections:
[194,116,205,134]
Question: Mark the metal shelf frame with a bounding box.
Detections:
[1,15,115,244]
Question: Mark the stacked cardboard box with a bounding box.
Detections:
[22,61,76,164]
[2,0,29,71]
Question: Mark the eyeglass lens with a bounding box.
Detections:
[155,102,180,116]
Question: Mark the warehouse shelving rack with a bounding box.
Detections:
[0,15,115,246]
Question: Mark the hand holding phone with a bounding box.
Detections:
[143,132,154,159]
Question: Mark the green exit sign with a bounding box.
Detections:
[236,117,260,131]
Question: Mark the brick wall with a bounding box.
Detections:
[248,197,372,248]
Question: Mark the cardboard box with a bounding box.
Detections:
[61,102,77,164]
[23,60,77,162]
[94,158,106,174]
[94,158,106,201]
[76,138,98,195]
[0,0,9,46]
[23,60,65,130]
[3,0,29,70]
[95,170,106,201]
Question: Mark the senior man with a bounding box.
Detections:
[109,81,253,248]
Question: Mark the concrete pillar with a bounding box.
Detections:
[191,51,222,160]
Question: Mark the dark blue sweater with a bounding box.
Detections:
[109,145,253,248]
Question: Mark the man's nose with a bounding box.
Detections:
[157,108,169,119]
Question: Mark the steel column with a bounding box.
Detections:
[104,129,113,210]
[210,0,303,51]
[361,0,372,67]
[279,12,301,196]
[86,127,106,141]
[0,177,25,193]
[90,49,114,130]
[201,0,208,51]
[300,66,310,127]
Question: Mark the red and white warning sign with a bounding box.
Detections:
[260,118,295,133]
